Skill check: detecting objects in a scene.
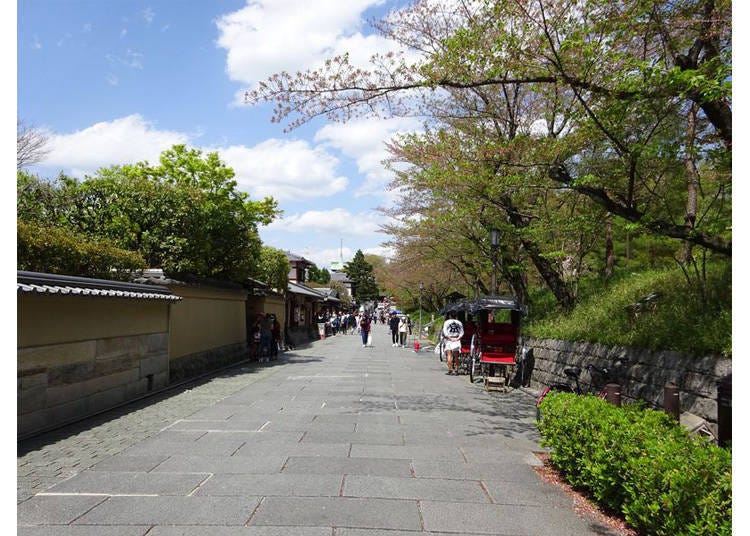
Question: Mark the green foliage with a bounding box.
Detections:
[538,393,731,535]
[255,246,290,292]
[17,145,279,283]
[308,265,331,284]
[18,219,146,279]
[525,261,731,356]
[344,250,379,302]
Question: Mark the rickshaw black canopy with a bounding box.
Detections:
[439,295,525,316]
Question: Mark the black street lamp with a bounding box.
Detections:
[420,281,424,334]
[490,228,500,296]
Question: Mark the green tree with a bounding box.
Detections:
[17,145,280,283]
[344,250,379,302]
[247,0,731,257]
[308,265,331,284]
[255,246,290,292]
[328,280,352,309]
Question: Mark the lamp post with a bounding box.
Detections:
[490,228,500,296]
[418,281,424,343]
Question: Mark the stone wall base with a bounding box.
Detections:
[18,333,169,439]
[523,337,731,433]
[169,342,248,383]
[286,326,318,348]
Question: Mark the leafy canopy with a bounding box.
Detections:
[17,145,280,283]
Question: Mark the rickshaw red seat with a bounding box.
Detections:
[459,323,476,354]
[479,323,517,364]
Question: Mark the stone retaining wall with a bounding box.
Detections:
[18,332,169,439]
[524,337,731,432]
[168,342,248,383]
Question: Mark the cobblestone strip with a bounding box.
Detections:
[17,361,281,503]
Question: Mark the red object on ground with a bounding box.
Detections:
[414,340,420,352]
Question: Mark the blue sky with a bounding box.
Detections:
[17,0,421,269]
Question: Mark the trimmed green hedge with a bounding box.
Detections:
[537,393,731,535]
[18,219,146,280]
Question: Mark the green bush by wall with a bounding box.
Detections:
[537,393,731,535]
[18,220,146,280]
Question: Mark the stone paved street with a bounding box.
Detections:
[18,326,625,535]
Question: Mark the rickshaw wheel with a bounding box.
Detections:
[469,356,478,383]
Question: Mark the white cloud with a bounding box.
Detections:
[314,116,422,197]
[41,115,189,176]
[56,33,72,47]
[35,115,350,202]
[217,139,348,202]
[267,208,380,236]
[142,7,155,24]
[261,208,389,267]
[215,0,396,86]
[106,49,143,69]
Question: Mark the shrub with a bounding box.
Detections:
[18,219,146,280]
[538,393,731,535]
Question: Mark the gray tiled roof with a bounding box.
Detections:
[287,281,325,298]
[17,271,182,302]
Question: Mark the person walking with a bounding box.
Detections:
[398,315,409,347]
[270,314,281,359]
[253,313,273,361]
[388,312,400,347]
[359,314,371,348]
[441,311,464,375]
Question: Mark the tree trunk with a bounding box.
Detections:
[681,103,700,263]
[604,214,615,279]
[500,195,576,311]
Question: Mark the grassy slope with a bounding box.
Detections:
[524,262,731,357]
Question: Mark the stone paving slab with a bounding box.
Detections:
[233,441,353,458]
[420,500,614,535]
[73,496,262,525]
[117,437,245,457]
[481,477,574,507]
[342,474,490,502]
[301,430,405,446]
[411,459,540,483]
[18,495,109,525]
[150,454,288,474]
[18,527,152,536]
[44,471,209,495]
[167,419,270,431]
[349,444,462,461]
[281,456,413,478]
[250,496,422,531]
[147,528,332,536]
[194,473,343,497]
[85,454,170,472]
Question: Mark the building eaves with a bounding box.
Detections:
[287,281,326,299]
[329,272,352,284]
[285,251,314,265]
[17,271,181,301]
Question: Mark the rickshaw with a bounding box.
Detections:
[440,295,526,390]
[468,296,526,390]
